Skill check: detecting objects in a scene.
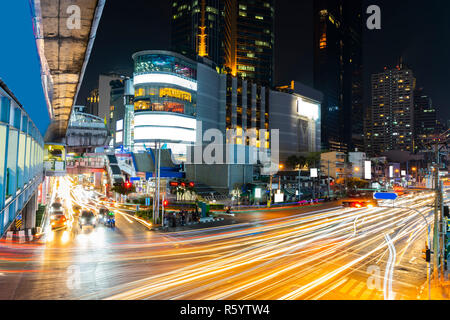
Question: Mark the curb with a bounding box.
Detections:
[156,217,226,231]
[2,228,40,243]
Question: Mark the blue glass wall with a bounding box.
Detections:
[0,85,44,235]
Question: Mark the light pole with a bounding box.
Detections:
[412,167,418,186]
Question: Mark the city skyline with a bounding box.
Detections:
[0,0,450,306]
[76,0,450,127]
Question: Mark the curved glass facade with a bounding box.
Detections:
[134,84,196,116]
[132,51,198,162]
[134,53,197,79]
[133,52,197,118]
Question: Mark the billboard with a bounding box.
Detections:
[364,161,372,180]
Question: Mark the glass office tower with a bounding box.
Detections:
[313,0,363,152]
[171,0,275,86]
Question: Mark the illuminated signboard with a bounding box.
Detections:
[133,113,196,143]
[364,161,372,180]
[134,74,198,91]
[159,88,192,102]
[116,119,123,131]
[297,98,319,121]
[116,131,123,143]
[274,191,284,203]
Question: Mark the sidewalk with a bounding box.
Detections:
[429,286,450,300]
[212,200,340,214]
[155,217,229,233]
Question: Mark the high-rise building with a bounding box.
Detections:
[171,0,275,85]
[414,87,439,150]
[223,0,275,85]
[86,88,99,116]
[171,0,222,66]
[365,64,416,156]
[98,74,123,122]
[313,0,363,152]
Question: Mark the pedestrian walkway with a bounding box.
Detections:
[157,217,228,233]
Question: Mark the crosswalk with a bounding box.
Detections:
[336,278,384,300]
[327,277,412,300]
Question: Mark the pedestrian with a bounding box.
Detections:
[172,212,177,228]
[181,212,186,226]
[163,215,168,231]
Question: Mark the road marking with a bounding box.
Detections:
[383,234,397,300]
[360,289,374,300]
[312,278,348,300]
[349,282,365,297]
[339,279,357,294]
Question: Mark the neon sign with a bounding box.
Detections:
[159,88,192,102]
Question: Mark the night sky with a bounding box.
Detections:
[0,2,50,136]
[1,1,448,138]
[77,0,450,125]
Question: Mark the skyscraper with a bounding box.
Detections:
[171,0,222,66]
[171,0,275,85]
[414,87,439,150]
[223,0,275,85]
[313,0,363,152]
[365,64,416,156]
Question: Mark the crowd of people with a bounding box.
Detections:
[163,207,201,230]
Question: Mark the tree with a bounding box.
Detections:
[286,155,307,170]
[286,155,298,170]
[111,182,136,196]
[346,178,369,190]
[306,152,321,168]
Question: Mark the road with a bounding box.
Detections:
[0,177,440,300]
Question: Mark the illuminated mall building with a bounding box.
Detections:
[111,50,322,164]
[126,51,198,161]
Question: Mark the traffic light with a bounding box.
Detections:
[189,182,195,188]
[422,246,431,263]
[163,200,169,207]
[124,181,132,189]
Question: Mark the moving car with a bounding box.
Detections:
[341,191,378,209]
[51,213,67,230]
[98,207,109,223]
[79,210,97,229]
[50,202,63,213]
[341,199,378,208]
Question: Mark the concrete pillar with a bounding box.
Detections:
[24,193,36,229]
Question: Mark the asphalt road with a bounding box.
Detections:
[0,177,441,300]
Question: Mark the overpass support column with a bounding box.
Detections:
[24,192,37,229]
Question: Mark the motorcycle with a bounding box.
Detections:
[105,212,116,228]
